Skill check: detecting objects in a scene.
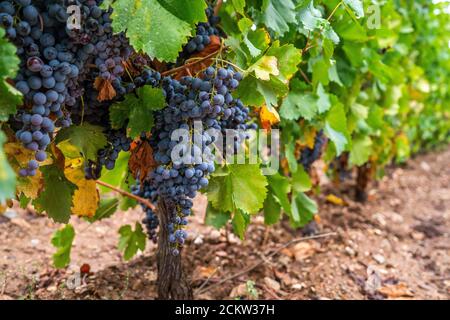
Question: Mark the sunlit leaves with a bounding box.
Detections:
[0,28,22,121]
[118,222,146,261]
[52,224,75,268]
[56,124,107,161]
[0,131,15,203]
[110,86,166,138]
[110,0,207,62]
[324,104,349,156]
[34,164,76,223]
[207,164,268,215]
[259,0,297,36]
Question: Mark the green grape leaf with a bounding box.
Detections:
[110,85,166,138]
[324,104,349,156]
[19,193,30,209]
[317,84,332,113]
[266,42,302,82]
[118,222,146,261]
[110,0,206,62]
[158,0,207,25]
[207,164,268,214]
[205,203,231,229]
[232,210,251,239]
[284,140,298,173]
[290,191,317,227]
[343,0,365,19]
[235,76,288,108]
[260,0,297,36]
[51,224,75,269]
[0,131,15,203]
[0,82,22,121]
[0,28,22,121]
[280,91,318,121]
[267,173,291,215]
[312,58,330,87]
[56,123,107,161]
[85,198,120,223]
[349,136,373,166]
[297,1,340,44]
[98,152,137,211]
[34,165,77,223]
[263,191,282,225]
[291,166,312,193]
[231,0,246,15]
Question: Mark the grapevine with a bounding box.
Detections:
[0,0,448,301]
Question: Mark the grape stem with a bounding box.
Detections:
[160,49,222,77]
[214,0,224,16]
[95,180,156,211]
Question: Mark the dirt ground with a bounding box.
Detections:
[0,146,449,300]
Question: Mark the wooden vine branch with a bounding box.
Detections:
[160,49,221,77]
[95,180,156,211]
[214,0,224,16]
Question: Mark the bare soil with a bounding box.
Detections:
[0,147,449,300]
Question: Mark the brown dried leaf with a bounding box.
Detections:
[378,283,414,299]
[129,139,158,181]
[292,242,316,261]
[94,77,116,102]
[193,266,217,279]
[174,35,221,80]
[264,277,281,291]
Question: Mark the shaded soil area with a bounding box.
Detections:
[0,147,449,300]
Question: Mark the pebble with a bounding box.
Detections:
[4,210,17,219]
[345,246,356,257]
[264,277,281,291]
[209,230,221,240]
[193,235,204,245]
[372,254,386,264]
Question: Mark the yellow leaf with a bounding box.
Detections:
[64,158,99,218]
[325,194,346,206]
[251,56,279,81]
[259,104,280,130]
[304,128,317,149]
[4,142,52,199]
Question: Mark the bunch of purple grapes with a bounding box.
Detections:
[137,65,255,254]
[0,0,84,176]
[84,129,132,180]
[0,0,136,176]
[181,6,221,57]
[82,69,162,180]
[299,131,327,171]
[131,177,159,244]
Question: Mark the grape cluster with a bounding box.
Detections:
[131,178,159,244]
[84,129,132,180]
[182,6,220,56]
[0,0,137,176]
[299,131,327,172]
[82,69,162,179]
[138,65,255,254]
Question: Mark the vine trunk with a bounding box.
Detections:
[156,198,193,300]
